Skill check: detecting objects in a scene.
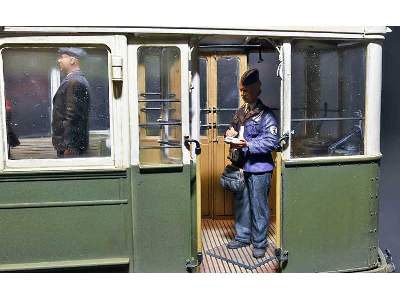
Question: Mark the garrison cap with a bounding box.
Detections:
[57,47,87,59]
[240,68,260,86]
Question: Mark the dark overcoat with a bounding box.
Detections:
[52,71,90,153]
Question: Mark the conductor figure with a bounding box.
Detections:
[225,68,279,259]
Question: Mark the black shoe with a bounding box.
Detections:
[252,247,266,259]
[226,240,249,249]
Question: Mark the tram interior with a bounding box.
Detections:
[195,37,281,273]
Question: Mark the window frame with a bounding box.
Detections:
[128,42,190,167]
[281,40,382,163]
[0,35,130,172]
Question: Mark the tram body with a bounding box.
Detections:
[0,26,394,272]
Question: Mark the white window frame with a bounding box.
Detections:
[0,35,130,172]
[282,40,382,164]
[128,42,190,167]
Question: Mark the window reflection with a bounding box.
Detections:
[291,41,366,158]
[2,46,111,160]
[216,57,240,135]
[137,46,182,165]
[199,57,208,136]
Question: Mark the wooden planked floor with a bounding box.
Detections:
[200,219,278,273]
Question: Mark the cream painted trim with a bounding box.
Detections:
[282,42,291,161]
[2,26,389,39]
[275,152,282,249]
[365,42,382,156]
[180,44,190,165]
[0,257,129,271]
[0,35,129,172]
[113,35,130,169]
[0,164,125,174]
[284,154,382,166]
[190,45,200,162]
[128,44,140,165]
[129,42,190,166]
[0,51,5,171]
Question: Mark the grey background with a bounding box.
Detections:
[380,26,400,272]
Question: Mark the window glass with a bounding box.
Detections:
[216,57,240,135]
[137,46,182,165]
[2,46,111,160]
[199,57,208,136]
[291,41,366,158]
[249,51,280,124]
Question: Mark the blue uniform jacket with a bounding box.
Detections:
[232,102,279,173]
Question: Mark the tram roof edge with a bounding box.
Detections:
[0,26,391,37]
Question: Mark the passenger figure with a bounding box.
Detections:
[5,98,20,157]
[225,68,279,259]
[52,47,90,158]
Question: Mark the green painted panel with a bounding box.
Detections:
[189,162,198,260]
[129,165,193,272]
[281,162,379,272]
[0,171,132,270]
[0,172,127,205]
[0,205,129,265]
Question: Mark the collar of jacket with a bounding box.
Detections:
[66,70,83,78]
[233,99,266,126]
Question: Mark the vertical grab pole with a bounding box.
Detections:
[190,43,203,258]
[277,41,292,250]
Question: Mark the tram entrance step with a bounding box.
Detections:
[206,244,277,271]
[200,219,278,272]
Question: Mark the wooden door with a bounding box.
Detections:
[199,53,247,218]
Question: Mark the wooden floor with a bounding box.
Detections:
[200,219,278,273]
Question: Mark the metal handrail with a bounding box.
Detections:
[292,117,364,122]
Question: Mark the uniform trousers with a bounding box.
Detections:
[233,171,272,249]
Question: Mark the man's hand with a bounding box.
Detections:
[63,148,79,156]
[230,139,247,149]
[226,127,238,137]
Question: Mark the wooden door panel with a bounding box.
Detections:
[200,53,249,219]
[213,139,226,216]
[200,137,212,217]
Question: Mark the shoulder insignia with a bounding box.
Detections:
[269,126,278,136]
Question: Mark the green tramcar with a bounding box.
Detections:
[0,26,394,272]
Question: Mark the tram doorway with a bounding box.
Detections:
[198,48,282,272]
[198,53,247,219]
[198,50,281,219]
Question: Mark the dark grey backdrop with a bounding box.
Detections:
[380,26,400,272]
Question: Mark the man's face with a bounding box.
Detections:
[57,54,74,73]
[240,81,261,104]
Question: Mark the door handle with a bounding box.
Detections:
[184,136,201,155]
[211,123,219,143]
[278,131,291,151]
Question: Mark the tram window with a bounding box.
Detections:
[2,46,111,160]
[248,51,280,124]
[291,41,366,158]
[217,57,240,135]
[199,57,208,136]
[137,46,182,165]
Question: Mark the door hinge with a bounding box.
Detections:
[185,252,203,273]
[111,55,123,81]
[275,248,289,271]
